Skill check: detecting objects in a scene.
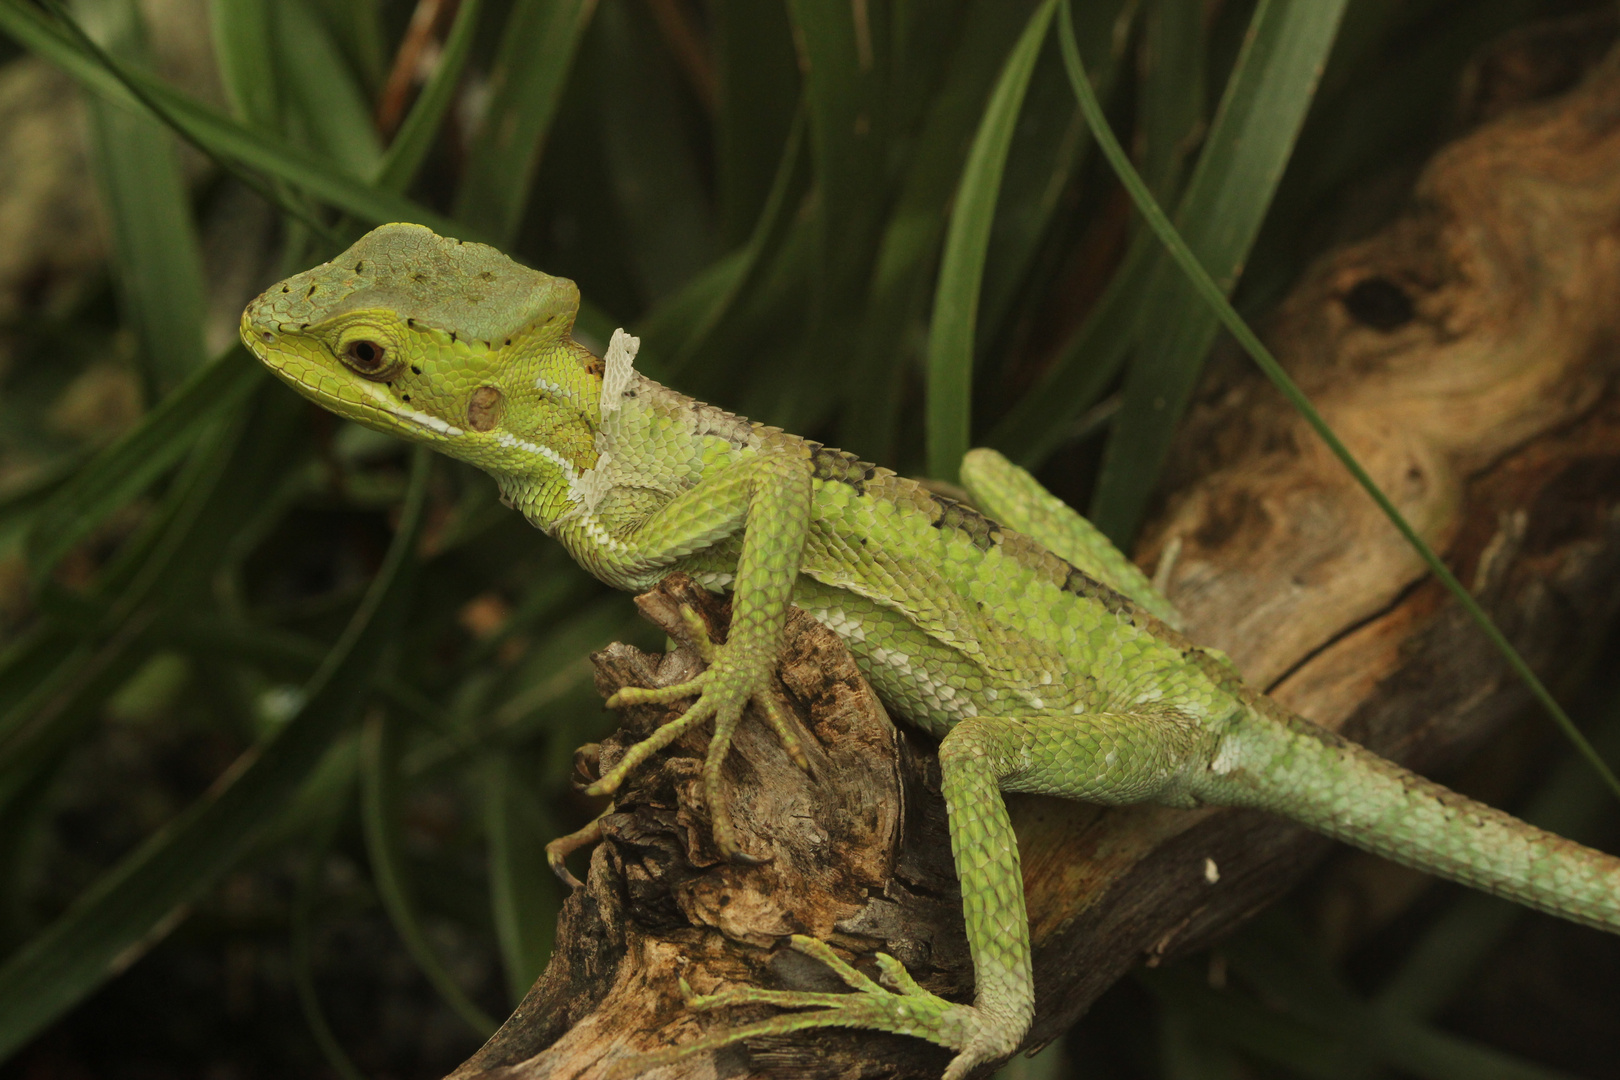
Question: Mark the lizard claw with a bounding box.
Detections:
[543,803,613,888]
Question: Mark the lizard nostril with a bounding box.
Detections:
[260,331,275,343]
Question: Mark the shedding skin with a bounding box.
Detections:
[243,225,1620,1079]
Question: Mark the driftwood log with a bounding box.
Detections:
[451,26,1620,1080]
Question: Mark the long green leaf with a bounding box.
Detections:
[274,0,382,178]
[841,0,1044,457]
[76,0,207,393]
[25,351,262,580]
[361,710,497,1036]
[455,0,598,245]
[0,448,433,1061]
[925,0,1059,481]
[0,0,466,236]
[374,0,484,193]
[1090,0,1350,541]
[712,0,800,246]
[785,0,887,318]
[206,0,278,127]
[484,751,559,1003]
[1051,0,1620,800]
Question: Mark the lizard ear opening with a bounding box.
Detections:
[467,386,505,432]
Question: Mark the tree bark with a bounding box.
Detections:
[450,26,1620,1080]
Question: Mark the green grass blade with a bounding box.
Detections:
[360,710,497,1035]
[290,772,367,1080]
[75,0,207,393]
[840,0,1044,456]
[785,0,887,316]
[593,0,716,302]
[484,751,559,1003]
[0,448,433,1062]
[640,106,807,372]
[0,0,466,237]
[454,0,597,245]
[375,0,484,192]
[32,0,338,242]
[206,0,278,127]
[25,350,262,581]
[1089,0,1350,541]
[985,232,1151,461]
[1052,0,1620,800]
[974,0,1132,358]
[712,0,800,246]
[925,0,1059,481]
[274,0,382,178]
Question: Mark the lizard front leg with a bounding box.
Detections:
[575,445,814,862]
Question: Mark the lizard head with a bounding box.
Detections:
[241,223,604,479]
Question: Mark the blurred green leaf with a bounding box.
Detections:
[24,351,261,581]
[786,0,887,319]
[375,0,484,192]
[361,708,497,1036]
[484,751,560,1003]
[207,0,278,128]
[76,0,208,394]
[0,0,465,235]
[0,448,433,1060]
[1090,0,1350,541]
[274,0,383,178]
[844,0,1045,457]
[926,0,1059,480]
[455,0,598,245]
[592,0,715,302]
[712,0,800,246]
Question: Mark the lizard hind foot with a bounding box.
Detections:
[613,936,1018,1080]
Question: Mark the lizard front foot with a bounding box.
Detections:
[587,607,810,862]
[608,936,1019,1080]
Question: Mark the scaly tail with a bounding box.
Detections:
[1194,708,1620,933]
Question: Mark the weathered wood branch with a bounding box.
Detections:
[451,28,1620,1080]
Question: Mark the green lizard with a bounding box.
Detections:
[243,223,1620,1079]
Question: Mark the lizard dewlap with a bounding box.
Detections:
[245,225,1620,1080]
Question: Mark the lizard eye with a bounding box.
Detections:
[341,339,392,379]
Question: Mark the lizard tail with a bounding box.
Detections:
[1195,712,1620,934]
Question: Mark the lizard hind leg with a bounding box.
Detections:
[616,708,1208,1079]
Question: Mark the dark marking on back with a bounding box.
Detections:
[450,331,458,343]
[1061,565,1135,618]
[354,261,365,273]
[929,494,1000,552]
[808,443,877,496]
[585,355,605,377]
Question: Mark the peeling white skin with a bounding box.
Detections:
[599,328,639,415]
